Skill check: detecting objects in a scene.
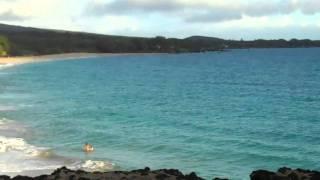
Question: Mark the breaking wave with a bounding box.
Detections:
[0,119,114,176]
[0,63,14,70]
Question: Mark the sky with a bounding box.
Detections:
[0,0,320,40]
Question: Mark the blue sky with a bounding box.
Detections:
[0,0,320,40]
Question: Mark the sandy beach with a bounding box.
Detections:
[0,52,157,66]
[0,53,110,65]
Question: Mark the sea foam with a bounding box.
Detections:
[77,160,115,172]
[0,63,14,70]
[0,135,56,174]
[0,120,54,173]
[0,136,40,155]
[0,119,114,175]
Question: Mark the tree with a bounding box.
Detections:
[0,35,10,56]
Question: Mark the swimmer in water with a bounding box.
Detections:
[83,142,94,152]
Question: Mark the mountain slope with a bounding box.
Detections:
[0,23,319,56]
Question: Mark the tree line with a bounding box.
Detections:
[0,23,319,56]
[0,35,9,56]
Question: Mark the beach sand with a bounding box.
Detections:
[0,52,157,66]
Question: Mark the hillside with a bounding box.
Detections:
[0,23,320,56]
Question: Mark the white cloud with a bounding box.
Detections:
[0,0,87,31]
[294,0,320,14]
[84,15,140,34]
[0,9,27,21]
[86,0,320,23]
[0,0,319,39]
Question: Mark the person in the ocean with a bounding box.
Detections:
[83,142,94,152]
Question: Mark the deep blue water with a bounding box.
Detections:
[1,48,320,179]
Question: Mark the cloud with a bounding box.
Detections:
[297,0,320,14]
[86,0,244,22]
[243,1,295,17]
[87,0,182,15]
[85,0,320,23]
[0,0,318,39]
[185,11,242,23]
[0,10,27,21]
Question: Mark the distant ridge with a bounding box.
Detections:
[0,23,40,32]
[184,36,224,42]
[0,23,130,37]
[0,23,319,56]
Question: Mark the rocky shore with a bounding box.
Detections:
[251,167,320,180]
[1,167,320,180]
[0,167,205,180]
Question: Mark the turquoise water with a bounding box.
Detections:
[0,48,320,179]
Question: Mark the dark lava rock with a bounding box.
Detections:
[0,175,10,180]
[0,167,205,180]
[250,167,320,180]
[250,170,281,180]
[12,176,34,180]
[3,166,320,180]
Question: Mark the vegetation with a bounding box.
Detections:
[0,23,320,56]
[0,35,9,56]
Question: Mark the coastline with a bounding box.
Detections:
[0,167,205,180]
[0,52,161,66]
[0,52,167,177]
[1,166,320,179]
[1,49,319,179]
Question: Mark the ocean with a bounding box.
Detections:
[0,48,319,179]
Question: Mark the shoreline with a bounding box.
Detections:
[0,167,205,180]
[0,118,114,177]
[0,52,158,177]
[1,166,320,179]
[0,52,162,66]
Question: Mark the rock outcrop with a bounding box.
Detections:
[0,167,204,180]
[1,167,320,180]
[251,167,320,180]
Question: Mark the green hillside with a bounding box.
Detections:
[0,23,319,56]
